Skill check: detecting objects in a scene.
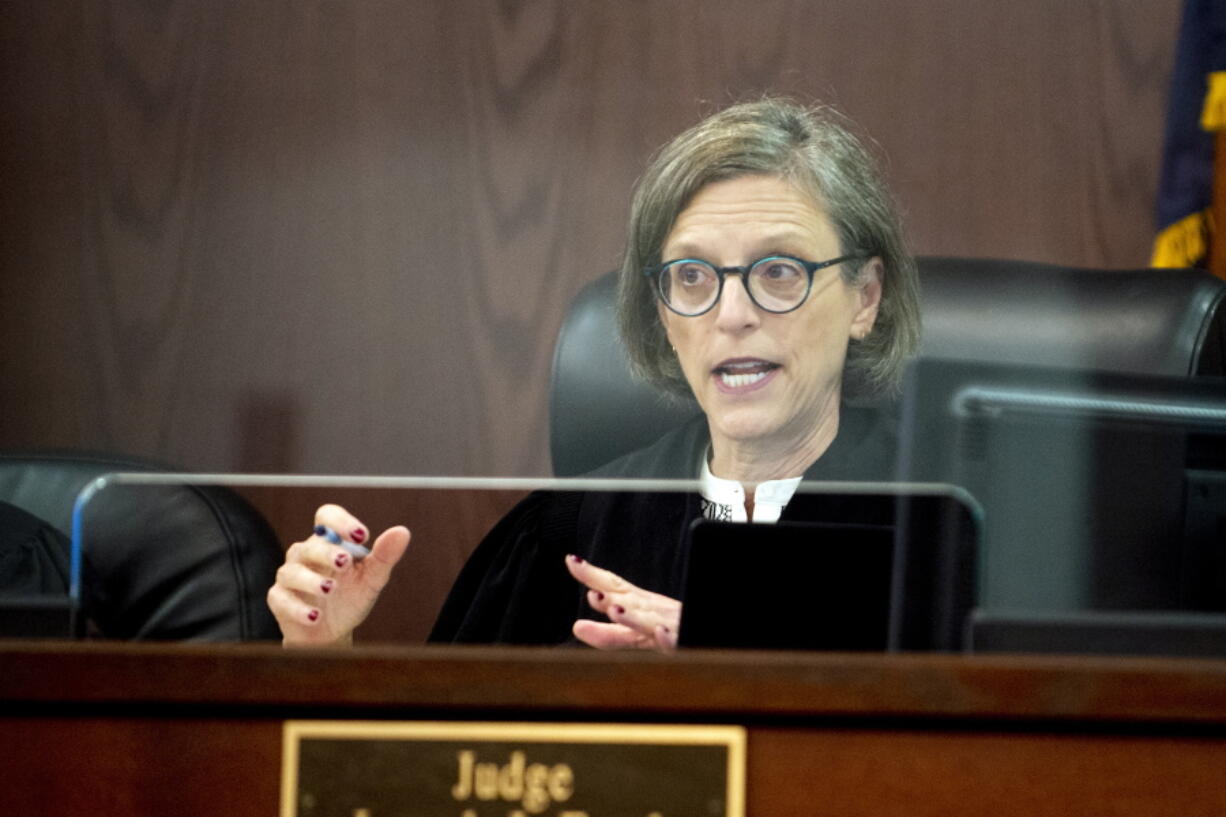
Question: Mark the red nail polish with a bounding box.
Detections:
[596,592,605,601]
[569,554,584,563]
[614,605,626,616]
[351,528,367,544]
[321,580,334,594]
[334,553,349,568]
[307,609,320,622]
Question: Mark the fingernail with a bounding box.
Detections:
[568,554,584,563]
[307,609,320,622]
[614,605,626,616]
[321,579,334,594]
[596,592,605,601]
[351,527,367,544]
[334,552,349,568]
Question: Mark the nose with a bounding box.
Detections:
[713,273,760,331]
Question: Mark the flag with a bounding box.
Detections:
[1152,0,1226,270]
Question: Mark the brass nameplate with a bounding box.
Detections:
[281,720,745,817]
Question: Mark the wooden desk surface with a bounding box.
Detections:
[6,640,1226,723]
[4,642,1226,815]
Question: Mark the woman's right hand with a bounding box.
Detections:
[266,504,410,647]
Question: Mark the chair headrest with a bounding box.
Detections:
[0,452,282,640]
[916,257,1226,374]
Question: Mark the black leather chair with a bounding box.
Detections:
[550,257,1226,476]
[0,451,282,640]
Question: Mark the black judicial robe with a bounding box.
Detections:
[0,501,70,597]
[428,405,899,645]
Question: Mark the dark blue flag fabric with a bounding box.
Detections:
[1152,0,1226,269]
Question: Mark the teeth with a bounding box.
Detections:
[719,370,768,388]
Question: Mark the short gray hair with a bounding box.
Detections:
[616,97,920,400]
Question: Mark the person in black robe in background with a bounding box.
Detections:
[267,97,922,650]
[0,500,70,598]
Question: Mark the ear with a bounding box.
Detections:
[849,257,883,339]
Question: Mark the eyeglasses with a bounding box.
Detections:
[645,254,863,317]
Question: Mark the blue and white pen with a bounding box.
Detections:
[314,524,371,561]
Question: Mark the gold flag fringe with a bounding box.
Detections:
[1151,210,1210,268]
[1202,71,1226,132]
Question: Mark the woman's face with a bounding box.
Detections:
[658,174,881,453]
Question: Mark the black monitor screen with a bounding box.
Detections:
[897,358,1226,654]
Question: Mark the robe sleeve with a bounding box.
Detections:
[427,490,586,645]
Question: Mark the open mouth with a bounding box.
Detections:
[713,359,780,389]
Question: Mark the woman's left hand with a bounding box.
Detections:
[564,554,680,652]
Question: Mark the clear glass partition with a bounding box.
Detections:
[23,360,1226,658]
[64,474,977,650]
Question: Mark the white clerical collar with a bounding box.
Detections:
[698,448,802,524]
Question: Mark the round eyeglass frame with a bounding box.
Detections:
[644,254,864,317]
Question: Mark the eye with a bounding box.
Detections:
[672,262,714,287]
[757,259,804,281]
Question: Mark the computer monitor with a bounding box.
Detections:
[678,483,979,652]
[898,358,1226,656]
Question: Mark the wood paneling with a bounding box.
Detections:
[0,1,1183,476]
[7,717,1226,816]
[4,644,1226,816]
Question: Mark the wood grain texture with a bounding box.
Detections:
[6,716,1225,816]
[4,645,1226,816]
[0,1,1184,477]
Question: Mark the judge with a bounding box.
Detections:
[267,97,921,651]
